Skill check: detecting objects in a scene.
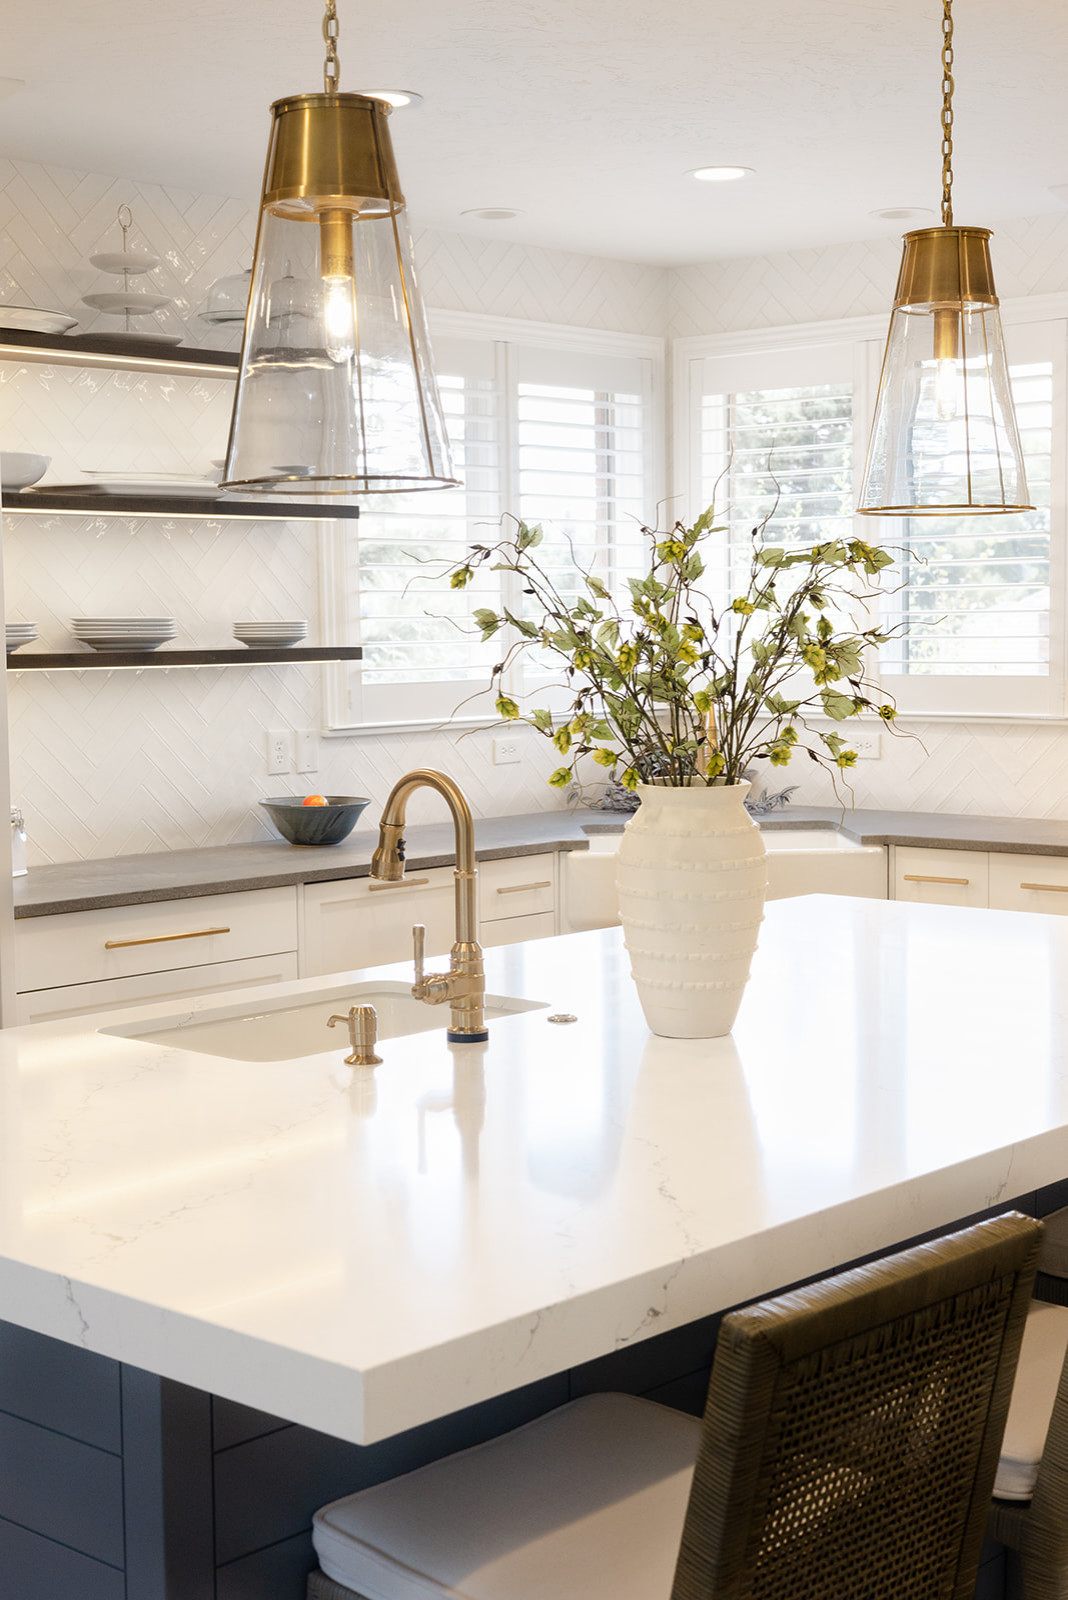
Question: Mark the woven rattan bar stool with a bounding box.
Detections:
[988,1207,1068,1598]
[306,1212,1040,1600]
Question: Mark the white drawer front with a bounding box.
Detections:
[481,911,557,949]
[478,854,556,923]
[16,886,298,992]
[892,847,989,908]
[989,852,1068,914]
[16,952,300,1026]
[302,867,456,977]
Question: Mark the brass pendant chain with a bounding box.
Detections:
[941,0,954,227]
[323,0,340,93]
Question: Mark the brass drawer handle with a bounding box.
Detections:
[1020,882,1068,893]
[367,877,430,892]
[903,874,970,886]
[105,925,230,949]
[496,880,552,895]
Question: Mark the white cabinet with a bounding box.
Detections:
[14,885,300,1023]
[301,867,456,978]
[301,854,560,978]
[892,847,988,908]
[891,845,1068,915]
[989,851,1068,915]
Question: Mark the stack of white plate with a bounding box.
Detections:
[233,620,308,649]
[71,616,177,652]
[5,622,38,653]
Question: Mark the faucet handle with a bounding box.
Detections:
[412,923,426,988]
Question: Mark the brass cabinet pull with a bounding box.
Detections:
[367,876,431,892]
[496,880,552,895]
[903,874,970,886]
[1020,882,1068,893]
[104,925,230,949]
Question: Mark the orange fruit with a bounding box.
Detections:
[302,794,328,807]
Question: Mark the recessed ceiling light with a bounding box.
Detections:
[688,166,754,183]
[869,206,937,223]
[461,208,523,221]
[359,90,423,109]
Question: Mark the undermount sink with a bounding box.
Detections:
[102,982,548,1062]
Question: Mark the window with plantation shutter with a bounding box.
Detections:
[335,318,662,731]
[694,344,855,611]
[877,319,1063,716]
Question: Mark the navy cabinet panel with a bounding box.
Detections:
[217,1532,316,1600]
[0,1513,124,1600]
[0,1411,124,1567]
[214,1397,295,1452]
[0,1321,121,1452]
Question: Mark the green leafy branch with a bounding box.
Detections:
[446,501,902,792]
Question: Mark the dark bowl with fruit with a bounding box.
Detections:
[259,795,371,846]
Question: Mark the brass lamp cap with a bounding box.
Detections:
[894,226,998,309]
[263,92,404,218]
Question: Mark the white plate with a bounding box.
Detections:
[78,638,173,653]
[81,292,171,315]
[89,251,161,275]
[0,306,78,334]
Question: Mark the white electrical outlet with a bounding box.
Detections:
[493,737,521,765]
[266,729,291,775]
[849,730,882,760]
[295,730,318,774]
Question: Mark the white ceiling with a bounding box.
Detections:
[1,0,1066,266]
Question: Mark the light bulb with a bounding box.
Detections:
[932,306,960,423]
[319,208,358,365]
[323,274,357,364]
[935,357,958,422]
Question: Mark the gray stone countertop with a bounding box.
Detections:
[15,801,1068,920]
[12,809,608,919]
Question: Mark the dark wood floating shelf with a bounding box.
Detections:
[6,647,363,671]
[0,325,239,377]
[6,490,360,522]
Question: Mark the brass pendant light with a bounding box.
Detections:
[857,0,1031,516]
[221,0,459,496]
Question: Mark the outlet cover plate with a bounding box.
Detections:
[493,737,521,765]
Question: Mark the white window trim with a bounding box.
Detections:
[672,294,1068,723]
[323,306,666,738]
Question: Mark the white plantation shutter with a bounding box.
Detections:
[878,319,1064,716]
[340,323,661,729]
[695,345,855,608]
[513,344,655,698]
[348,334,505,725]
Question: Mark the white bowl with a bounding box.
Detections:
[1,453,51,490]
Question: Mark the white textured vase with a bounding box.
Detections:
[615,781,767,1039]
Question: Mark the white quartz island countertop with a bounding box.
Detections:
[2,894,1067,1446]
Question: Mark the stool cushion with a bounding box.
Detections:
[312,1392,701,1600]
[1038,1207,1068,1281]
[994,1301,1068,1501]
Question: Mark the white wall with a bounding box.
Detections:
[0,157,666,863]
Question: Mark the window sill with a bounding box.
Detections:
[324,715,501,739]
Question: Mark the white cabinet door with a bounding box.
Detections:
[478,854,556,925]
[892,846,989,908]
[301,868,455,977]
[989,851,1068,915]
[16,886,298,992]
[16,951,300,1026]
[481,911,557,949]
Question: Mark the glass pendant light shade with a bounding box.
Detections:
[858,227,1032,515]
[222,93,458,495]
